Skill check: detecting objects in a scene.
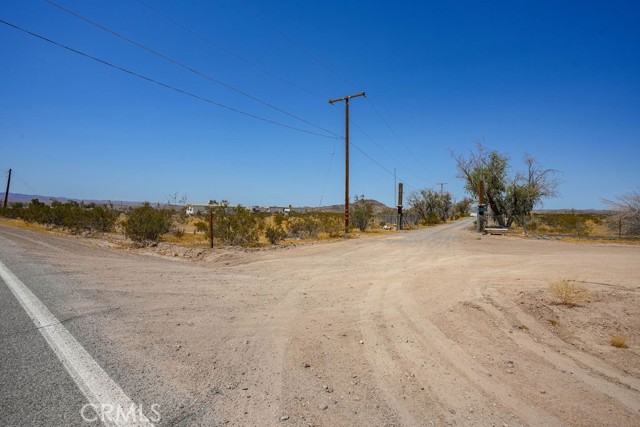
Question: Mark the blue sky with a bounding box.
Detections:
[1,0,639,209]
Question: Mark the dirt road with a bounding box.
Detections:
[1,220,639,426]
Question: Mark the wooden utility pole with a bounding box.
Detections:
[397,182,404,231]
[436,182,447,195]
[329,91,366,233]
[3,168,11,209]
[208,210,214,249]
[477,179,485,232]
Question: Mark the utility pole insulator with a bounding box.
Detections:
[328,91,366,234]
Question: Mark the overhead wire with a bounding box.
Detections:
[365,98,434,177]
[318,145,335,207]
[44,0,341,139]
[4,170,42,195]
[134,0,326,100]
[129,0,419,192]
[232,1,424,188]
[0,19,341,140]
[234,0,362,91]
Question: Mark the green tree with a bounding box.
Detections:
[124,203,172,244]
[454,144,559,227]
[351,195,374,231]
[409,189,452,224]
[451,197,473,219]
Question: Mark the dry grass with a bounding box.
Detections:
[0,217,52,233]
[549,279,588,307]
[610,335,629,348]
[548,318,558,327]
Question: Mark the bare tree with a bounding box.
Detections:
[603,190,640,237]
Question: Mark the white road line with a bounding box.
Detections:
[0,260,154,427]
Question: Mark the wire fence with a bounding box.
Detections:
[375,213,421,229]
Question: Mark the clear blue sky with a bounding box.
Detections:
[1,0,639,209]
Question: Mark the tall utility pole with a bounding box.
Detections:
[437,182,447,195]
[397,182,404,231]
[393,168,397,209]
[3,168,11,209]
[329,91,366,232]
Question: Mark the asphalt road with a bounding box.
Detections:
[0,227,177,426]
[0,233,90,426]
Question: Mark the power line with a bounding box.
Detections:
[0,19,341,140]
[231,1,428,184]
[11,170,41,195]
[45,0,341,139]
[365,97,434,177]
[134,0,325,100]
[318,145,335,207]
[234,0,362,90]
[350,142,416,192]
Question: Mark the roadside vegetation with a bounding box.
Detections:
[453,143,559,227]
[0,199,118,233]
[1,187,637,248]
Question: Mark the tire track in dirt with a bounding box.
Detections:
[479,287,640,412]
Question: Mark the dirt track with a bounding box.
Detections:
[2,220,639,426]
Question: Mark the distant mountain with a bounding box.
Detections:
[0,193,142,209]
[0,193,393,213]
[307,199,392,214]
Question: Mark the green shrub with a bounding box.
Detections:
[210,201,264,246]
[287,215,321,238]
[124,203,172,244]
[87,205,118,232]
[273,213,285,226]
[266,225,287,244]
[423,213,441,225]
[351,195,374,232]
[320,214,343,237]
[194,221,208,234]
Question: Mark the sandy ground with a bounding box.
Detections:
[2,219,639,426]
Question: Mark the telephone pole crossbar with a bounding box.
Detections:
[329,91,366,233]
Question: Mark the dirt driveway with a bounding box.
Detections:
[2,220,639,426]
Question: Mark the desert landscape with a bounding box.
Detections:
[1,219,638,426]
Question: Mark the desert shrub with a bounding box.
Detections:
[3,199,118,233]
[351,195,374,231]
[424,213,441,225]
[173,229,185,239]
[0,202,25,219]
[87,205,118,232]
[265,225,287,244]
[210,201,264,246]
[534,213,593,236]
[610,335,628,348]
[549,279,587,306]
[21,199,51,223]
[287,215,321,238]
[124,203,172,244]
[273,213,285,227]
[193,221,208,234]
[320,214,343,237]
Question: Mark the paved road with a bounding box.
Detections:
[0,227,176,426]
